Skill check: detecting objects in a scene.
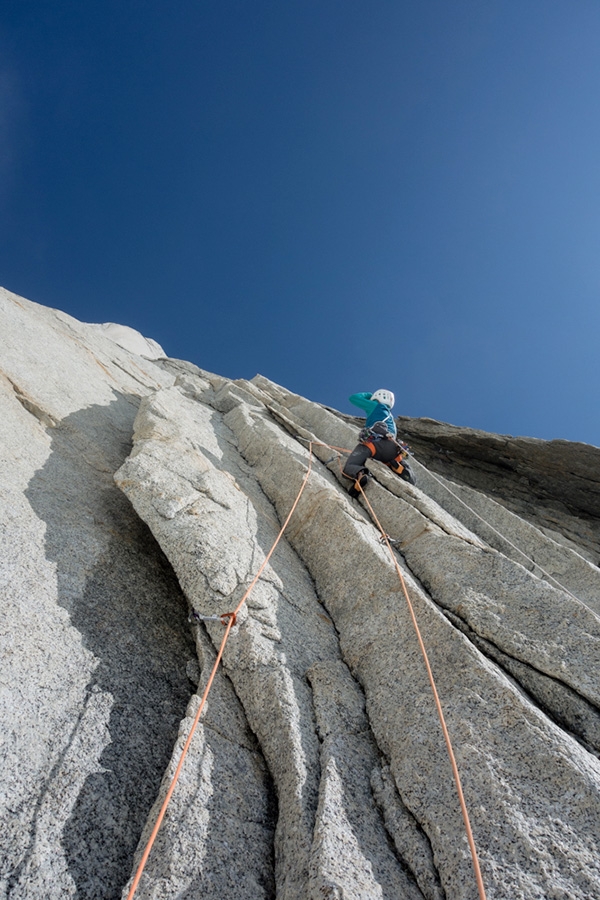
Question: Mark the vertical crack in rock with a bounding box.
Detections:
[370,537,600,760]
[396,530,600,710]
[121,626,277,900]
[408,463,600,615]
[115,382,337,899]
[370,764,445,900]
[5,687,112,898]
[441,608,600,757]
[369,537,600,761]
[306,659,426,900]
[1,370,60,428]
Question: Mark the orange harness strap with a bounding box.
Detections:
[386,455,405,475]
[361,440,377,456]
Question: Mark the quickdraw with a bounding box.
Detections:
[189,609,238,627]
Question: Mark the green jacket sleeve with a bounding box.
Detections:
[349,392,377,415]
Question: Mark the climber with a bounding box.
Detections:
[343,390,416,497]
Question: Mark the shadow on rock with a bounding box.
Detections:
[25,393,196,899]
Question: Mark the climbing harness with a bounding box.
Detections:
[358,421,392,444]
[358,423,408,461]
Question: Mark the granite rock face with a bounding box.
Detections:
[0,289,197,899]
[85,323,166,360]
[2,288,600,900]
[393,415,600,564]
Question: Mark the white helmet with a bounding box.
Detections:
[371,389,395,408]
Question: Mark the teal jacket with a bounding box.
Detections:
[349,392,397,438]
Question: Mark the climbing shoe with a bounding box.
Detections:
[398,463,416,485]
[348,469,370,498]
[386,456,416,485]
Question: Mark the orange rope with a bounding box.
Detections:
[127,436,486,899]
[358,483,487,900]
[126,617,234,900]
[126,445,315,899]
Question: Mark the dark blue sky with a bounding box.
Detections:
[1,1,599,445]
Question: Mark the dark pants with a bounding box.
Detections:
[343,439,416,484]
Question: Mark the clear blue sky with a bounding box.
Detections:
[1,1,599,445]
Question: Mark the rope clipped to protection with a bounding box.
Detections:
[126,432,489,900]
[189,609,237,627]
[125,445,315,900]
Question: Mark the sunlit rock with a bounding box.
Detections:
[2,286,600,900]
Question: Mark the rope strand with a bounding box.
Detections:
[126,446,315,899]
[126,434,488,900]
[414,460,584,605]
[358,483,488,900]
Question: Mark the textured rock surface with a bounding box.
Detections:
[0,289,198,898]
[394,415,600,563]
[115,375,419,900]
[85,322,166,360]
[120,627,277,900]
[3,288,600,900]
